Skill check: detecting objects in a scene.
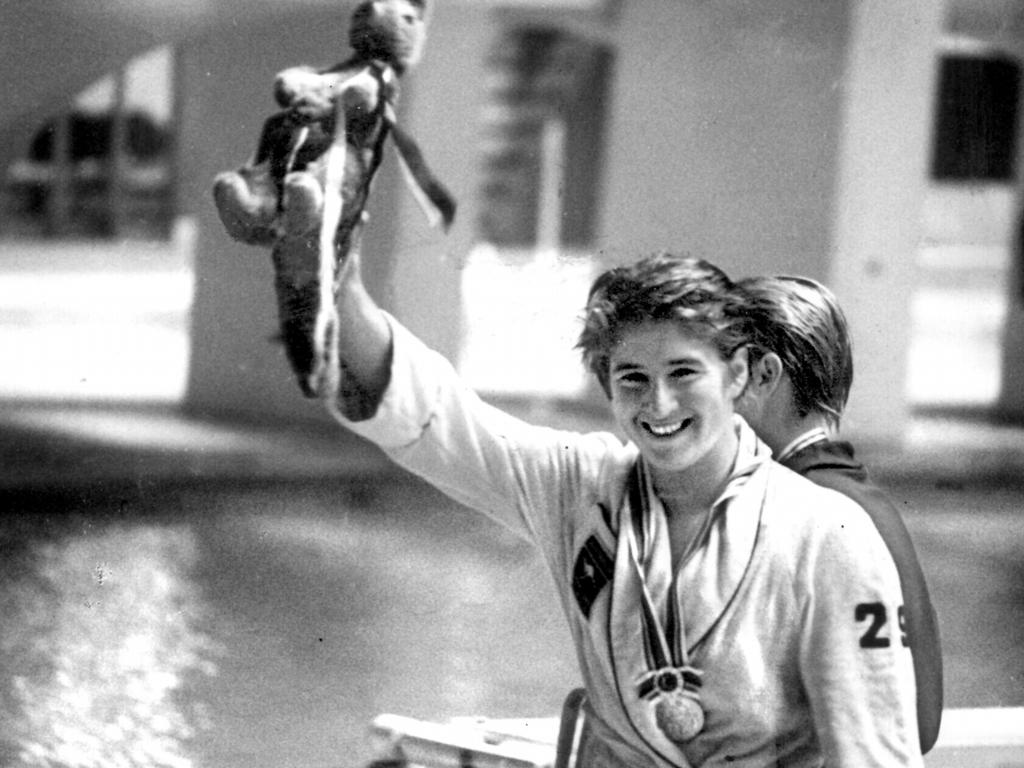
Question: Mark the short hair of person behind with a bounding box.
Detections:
[577,253,748,397]
[737,275,853,426]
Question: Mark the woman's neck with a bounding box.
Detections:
[650,429,739,518]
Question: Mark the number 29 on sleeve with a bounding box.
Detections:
[855,602,908,649]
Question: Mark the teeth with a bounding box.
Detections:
[648,421,684,436]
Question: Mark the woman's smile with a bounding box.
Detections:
[641,416,694,438]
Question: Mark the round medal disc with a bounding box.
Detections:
[655,689,704,743]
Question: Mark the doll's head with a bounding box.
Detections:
[349,0,429,74]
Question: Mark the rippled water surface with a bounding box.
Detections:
[4,476,1022,768]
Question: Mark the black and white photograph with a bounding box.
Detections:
[1,1,1023,767]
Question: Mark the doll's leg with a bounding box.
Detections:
[281,171,324,236]
[270,231,331,397]
[270,168,331,394]
[212,169,280,246]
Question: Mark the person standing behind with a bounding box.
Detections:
[735,275,943,753]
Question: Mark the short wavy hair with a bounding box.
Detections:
[736,275,853,426]
[577,253,748,397]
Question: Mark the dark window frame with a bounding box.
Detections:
[477,22,614,249]
[2,46,180,240]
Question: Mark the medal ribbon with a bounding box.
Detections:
[628,453,765,695]
[609,421,770,752]
[627,461,710,687]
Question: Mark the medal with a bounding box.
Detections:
[655,687,704,743]
[641,666,705,744]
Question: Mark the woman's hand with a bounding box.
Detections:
[332,211,394,420]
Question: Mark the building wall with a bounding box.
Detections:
[128,0,933,441]
[4,0,1002,440]
[379,0,855,414]
[598,0,848,280]
[597,0,941,443]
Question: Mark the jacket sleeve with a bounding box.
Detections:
[796,491,924,767]
[331,313,626,546]
[806,469,943,753]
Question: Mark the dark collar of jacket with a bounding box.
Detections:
[779,439,869,484]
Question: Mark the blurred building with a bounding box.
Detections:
[2,0,1024,444]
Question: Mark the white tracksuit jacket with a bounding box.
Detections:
[335,316,922,768]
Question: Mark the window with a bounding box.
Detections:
[477,25,613,249]
[461,23,613,397]
[931,52,1021,182]
[2,46,178,239]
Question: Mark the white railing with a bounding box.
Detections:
[368,707,1024,768]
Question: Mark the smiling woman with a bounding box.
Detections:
[297,234,928,766]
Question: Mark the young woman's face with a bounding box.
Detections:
[608,320,748,482]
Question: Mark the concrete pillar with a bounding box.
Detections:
[997,200,1024,419]
[829,0,944,444]
[997,39,1024,421]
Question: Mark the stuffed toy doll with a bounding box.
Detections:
[212,0,455,407]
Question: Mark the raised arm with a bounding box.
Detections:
[320,219,629,544]
[330,216,395,421]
